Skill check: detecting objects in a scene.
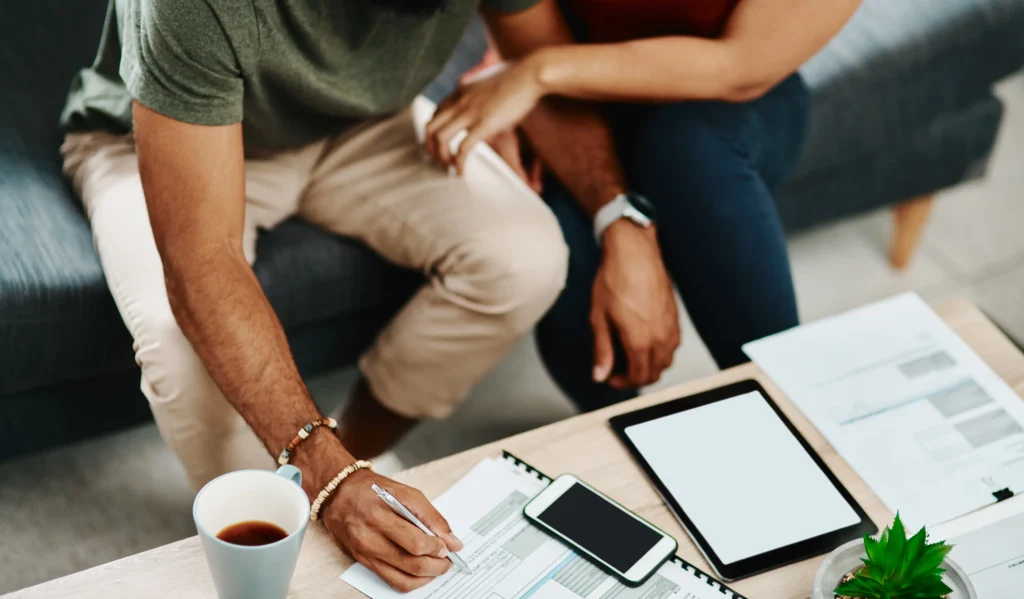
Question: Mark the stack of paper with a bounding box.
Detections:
[342,457,742,599]
[934,496,1024,597]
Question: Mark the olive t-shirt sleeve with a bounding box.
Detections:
[480,0,543,14]
[119,0,252,126]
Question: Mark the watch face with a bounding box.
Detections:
[626,193,658,223]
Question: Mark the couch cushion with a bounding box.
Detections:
[0,156,134,396]
[423,15,489,103]
[793,0,1024,180]
[777,94,1003,233]
[255,221,422,336]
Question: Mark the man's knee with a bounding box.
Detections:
[447,213,569,333]
[134,312,265,485]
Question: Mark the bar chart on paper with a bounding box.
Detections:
[341,458,741,599]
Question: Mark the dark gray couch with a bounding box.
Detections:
[2,0,1022,461]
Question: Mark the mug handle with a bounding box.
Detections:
[276,465,302,487]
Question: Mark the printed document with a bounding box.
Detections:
[341,458,740,599]
[743,293,1024,526]
[933,496,1024,597]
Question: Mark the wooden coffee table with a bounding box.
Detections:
[10,299,1024,599]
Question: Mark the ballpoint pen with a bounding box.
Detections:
[372,483,473,574]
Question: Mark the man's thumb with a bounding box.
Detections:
[593,315,613,382]
[413,500,464,552]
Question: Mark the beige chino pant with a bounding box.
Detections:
[62,107,568,490]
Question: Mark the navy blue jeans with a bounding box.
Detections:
[536,74,810,412]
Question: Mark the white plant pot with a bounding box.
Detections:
[810,538,977,599]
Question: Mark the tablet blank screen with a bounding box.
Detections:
[624,391,860,565]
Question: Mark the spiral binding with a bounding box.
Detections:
[500,451,747,599]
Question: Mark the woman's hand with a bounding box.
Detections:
[425,58,545,175]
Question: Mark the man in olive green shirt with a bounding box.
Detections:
[62,0,629,587]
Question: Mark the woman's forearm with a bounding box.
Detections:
[528,0,860,104]
[530,38,743,103]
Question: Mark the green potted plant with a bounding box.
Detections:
[811,515,976,599]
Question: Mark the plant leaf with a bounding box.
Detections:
[903,577,953,598]
[850,517,955,598]
[906,542,953,581]
[897,525,928,581]
[864,534,886,566]
[859,560,884,583]
[835,576,880,598]
[883,515,907,580]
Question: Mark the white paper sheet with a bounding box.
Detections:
[743,292,1024,526]
[933,496,1024,598]
[341,458,740,599]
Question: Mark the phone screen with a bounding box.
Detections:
[535,482,662,572]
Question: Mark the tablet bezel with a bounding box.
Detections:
[609,379,876,581]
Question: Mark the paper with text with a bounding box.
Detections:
[744,293,1024,526]
[341,458,739,599]
[934,495,1024,597]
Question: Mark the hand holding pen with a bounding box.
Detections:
[320,469,467,592]
[374,483,473,574]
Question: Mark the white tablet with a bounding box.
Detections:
[610,379,875,581]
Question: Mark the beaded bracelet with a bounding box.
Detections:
[278,417,338,465]
[310,459,375,521]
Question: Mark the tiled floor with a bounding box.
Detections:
[1,74,1021,594]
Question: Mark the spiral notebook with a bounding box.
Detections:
[341,451,747,599]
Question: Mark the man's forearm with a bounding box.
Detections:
[163,249,353,498]
[520,98,626,219]
[132,101,352,498]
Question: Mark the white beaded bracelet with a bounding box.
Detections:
[310,460,374,521]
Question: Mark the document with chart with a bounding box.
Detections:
[341,456,744,599]
[743,293,1024,526]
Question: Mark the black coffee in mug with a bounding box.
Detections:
[217,520,288,546]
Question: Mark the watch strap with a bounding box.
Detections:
[593,193,630,245]
[594,193,653,245]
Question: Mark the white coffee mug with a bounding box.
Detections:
[193,466,310,599]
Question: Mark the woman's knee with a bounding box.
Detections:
[620,102,761,203]
[623,100,756,158]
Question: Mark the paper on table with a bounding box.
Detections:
[341,458,741,599]
[933,496,1024,597]
[743,293,1024,527]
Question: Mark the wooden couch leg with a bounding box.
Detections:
[890,194,934,269]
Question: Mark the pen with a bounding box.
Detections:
[372,483,473,574]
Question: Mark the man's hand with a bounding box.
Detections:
[323,469,464,592]
[591,221,680,389]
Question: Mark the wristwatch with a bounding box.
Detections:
[593,192,658,245]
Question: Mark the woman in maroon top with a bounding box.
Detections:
[428,0,859,411]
